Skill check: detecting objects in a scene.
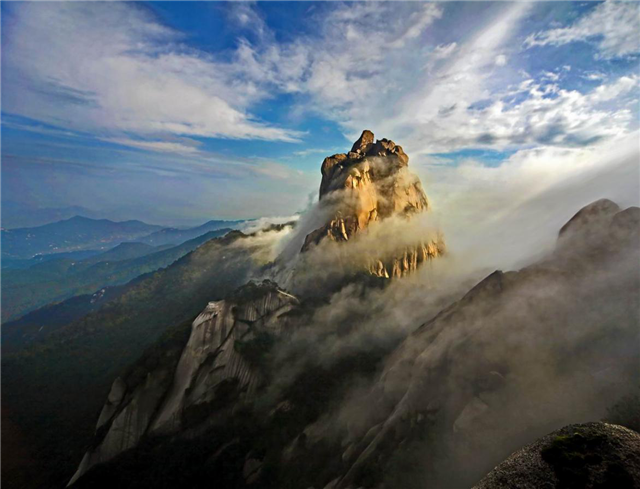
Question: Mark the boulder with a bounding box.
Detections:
[474,422,640,489]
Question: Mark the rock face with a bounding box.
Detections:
[474,422,640,489]
[151,283,299,434]
[303,130,444,278]
[68,281,299,486]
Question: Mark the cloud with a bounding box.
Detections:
[2,2,302,147]
[103,138,202,155]
[245,161,305,180]
[292,147,340,158]
[271,2,538,155]
[524,1,640,59]
[4,1,639,223]
[418,130,640,270]
[437,74,639,150]
[258,2,637,156]
[583,72,606,82]
[230,2,443,118]
[434,42,458,60]
[6,2,638,161]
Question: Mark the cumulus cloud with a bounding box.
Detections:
[5,1,638,161]
[524,1,640,59]
[2,2,302,148]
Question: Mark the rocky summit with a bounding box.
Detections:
[303,130,445,279]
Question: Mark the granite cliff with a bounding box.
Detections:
[68,281,300,485]
[60,130,640,489]
[304,130,444,278]
[68,199,639,489]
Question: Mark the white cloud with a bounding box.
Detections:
[438,74,640,150]
[583,72,606,82]
[434,42,458,60]
[233,2,444,121]
[291,2,637,155]
[524,1,640,59]
[5,1,639,164]
[228,2,638,159]
[418,130,640,270]
[3,2,301,146]
[588,75,639,103]
[103,138,202,155]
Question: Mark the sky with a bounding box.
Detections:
[1,1,639,227]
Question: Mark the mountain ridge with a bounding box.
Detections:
[1,228,232,323]
[64,198,640,489]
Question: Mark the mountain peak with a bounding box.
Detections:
[303,131,444,279]
[319,131,410,199]
[350,129,375,153]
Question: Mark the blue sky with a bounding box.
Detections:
[2,1,639,226]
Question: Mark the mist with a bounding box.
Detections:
[243,132,640,487]
[420,130,640,271]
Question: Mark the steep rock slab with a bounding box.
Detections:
[68,281,299,486]
[151,283,299,434]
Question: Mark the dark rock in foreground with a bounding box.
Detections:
[474,422,640,489]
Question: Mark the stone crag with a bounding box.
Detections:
[68,281,300,486]
[302,130,444,279]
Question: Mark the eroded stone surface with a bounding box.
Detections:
[304,130,445,278]
[68,281,299,486]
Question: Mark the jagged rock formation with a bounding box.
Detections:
[302,130,444,279]
[151,283,299,434]
[474,422,640,489]
[68,281,299,486]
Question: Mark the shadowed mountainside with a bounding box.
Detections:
[66,199,639,489]
[1,226,290,489]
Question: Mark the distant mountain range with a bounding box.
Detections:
[1,215,247,261]
[1,201,105,229]
[1,216,164,260]
[3,133,638,489]
[1,228,233,323]
[137,219,245,247]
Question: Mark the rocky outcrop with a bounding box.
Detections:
[68,281,299,486]
[151,282,299,434]
[474,422,640,489]
[302,130,444,278]
[68,368,173,486]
